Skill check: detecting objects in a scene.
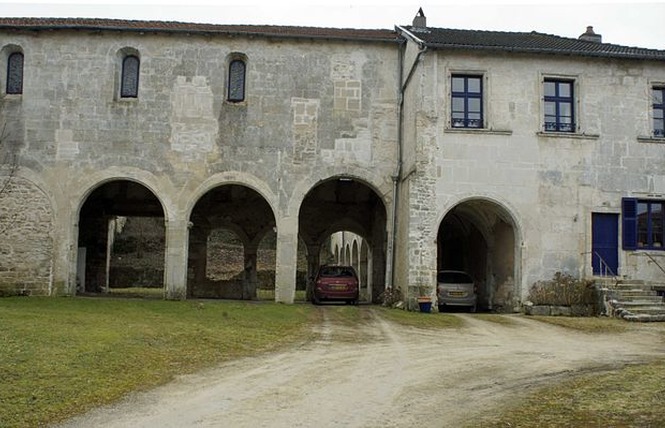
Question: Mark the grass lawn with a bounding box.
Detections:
[0,297,315,428]
[472,316,665,427]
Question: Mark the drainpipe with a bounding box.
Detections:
[386,26,428,290]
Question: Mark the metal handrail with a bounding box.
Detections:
[581,251,616,277]
[643,252,665,277]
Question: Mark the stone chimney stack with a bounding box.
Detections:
[412,7,426,30]
[579,26,602,43]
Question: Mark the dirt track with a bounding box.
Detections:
[56,308,665,428]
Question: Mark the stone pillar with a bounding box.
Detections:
[243,249,258,300]
[164,218,189,300]
[305,244,320,302]
[275,216,298,303]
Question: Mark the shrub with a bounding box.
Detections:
[380,287,403,307]
[528,272,594,306]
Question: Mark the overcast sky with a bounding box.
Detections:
[1,1,664,49]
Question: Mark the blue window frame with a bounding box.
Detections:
[120,55,140,98]
[653,87,664,138]
[6,51,23,95]
[544,79,575,132]
[451,75,482,128]
[623,198,665,250]
[227,59,246,102]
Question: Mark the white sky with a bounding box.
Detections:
[1,1,664,49]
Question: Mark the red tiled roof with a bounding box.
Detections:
[0,17,399,43]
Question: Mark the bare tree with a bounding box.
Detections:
[0,122,18,194]
[0,122,19,235]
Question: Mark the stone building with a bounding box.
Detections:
[1,12,665,310]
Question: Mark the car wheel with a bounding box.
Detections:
[470,304,477,313]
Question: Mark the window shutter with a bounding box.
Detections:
[622,198,637,250]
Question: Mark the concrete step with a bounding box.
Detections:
[616,293,663,305]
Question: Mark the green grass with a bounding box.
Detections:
[0,297,315,428]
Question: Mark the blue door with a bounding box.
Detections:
[592,213,618,276]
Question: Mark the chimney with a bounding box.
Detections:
[412,7,426,30]
[579,26,602,43]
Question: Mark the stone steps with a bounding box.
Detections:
[603,279,665,322]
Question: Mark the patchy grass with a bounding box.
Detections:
[472,317,665,428]
[377,307,464,329]
[528,315,632,333]
[108,287,164,297]
[472,313,520,325]
[257,289,307,301]
[0,297,315,428]
[473,361,665,427]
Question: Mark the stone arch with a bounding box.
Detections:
[185,172,278,222]
[298,175,388,303]
[188,182,276,300]
[437,195,522,312]
[288,167,391,219]
[0,176,54,296]
[76,177,166,295]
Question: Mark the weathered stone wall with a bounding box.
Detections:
[0,28,399,299]
[400,46,665,306]
[0,177,53,295]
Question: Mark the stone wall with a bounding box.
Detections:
[0,177,53,295]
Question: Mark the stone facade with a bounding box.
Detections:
[1,16,665,311]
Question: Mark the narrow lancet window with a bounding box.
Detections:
[120,55,140,98]
[227,59,246,102]
[6,52,24,95]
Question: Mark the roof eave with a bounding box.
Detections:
[423,42,665,62]
[0,23,400,44]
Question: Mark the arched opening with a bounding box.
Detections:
[188,184,275,299]
[437,199,519,311]
[77,180,165,296]
[298,177,387,303]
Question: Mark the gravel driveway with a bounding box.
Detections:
[55,308,665,428]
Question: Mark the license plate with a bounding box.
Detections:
[330,285,346,291]
[448,291,466,297]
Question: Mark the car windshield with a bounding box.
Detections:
[319,266,355,277]
[437,271,472,283]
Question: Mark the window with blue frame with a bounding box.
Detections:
[6,51,24,95]
[623,198,665,250]
[451,75,482,128]
[653,87,664,138]
[544,79,575,132]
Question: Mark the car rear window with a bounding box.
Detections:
[319,266,356,277]
[437,271,472,283]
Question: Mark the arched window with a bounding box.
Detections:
[120,55,140,98]
[6,52,23,95]
[227,59,246,102]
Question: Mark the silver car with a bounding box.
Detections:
[437,270,477,312]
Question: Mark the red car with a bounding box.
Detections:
[312,265,359,305]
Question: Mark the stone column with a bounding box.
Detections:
[164,218,189,300]
[305,244,320,302]
[274,216,298,303]
[243,249,258,300]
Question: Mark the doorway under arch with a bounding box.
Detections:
[77,180,165,296]
[298,177,387,303]
[188,184,276,299]
[437,199,520,311]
